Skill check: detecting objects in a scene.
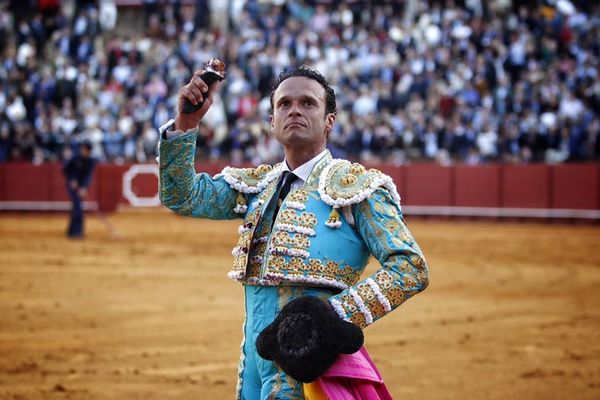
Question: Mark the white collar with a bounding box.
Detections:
[280,149,328,184]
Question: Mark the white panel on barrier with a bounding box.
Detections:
[122,164,160,207]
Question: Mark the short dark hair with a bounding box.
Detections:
[80,141,92,151]
[269,66,337,115]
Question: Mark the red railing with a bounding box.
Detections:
[1,162,598,218]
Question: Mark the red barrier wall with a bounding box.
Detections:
[454,165,501,207]
[1,162,599,215]
[404,164,453,206]
[502,165,552,208]
[0,164,5,202]
[551,164,600,210]
[3,164,52,201]
[96,165,130,212]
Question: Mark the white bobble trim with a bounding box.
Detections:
[286,201,306,210]
[325,220,342,228]
[366,278,392,312]
[238,225,251,234]
[268,246,310,259]
[349,288,373,325]
[329,298,350,322]
[318,159,402,207]
[252,236,269,244]
[276,223,316,236]
[234,204,247,214]
[222,165,281,194]
[250,256,264,264]
[263,272,349,290]
[227,270,245,280]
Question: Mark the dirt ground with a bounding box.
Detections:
[0,210,599,400]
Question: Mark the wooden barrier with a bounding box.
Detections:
[502,165,551,208]
[551,164,600,210]
[404,163,453,206]
[454,165,501,207]
[1,162,598,219]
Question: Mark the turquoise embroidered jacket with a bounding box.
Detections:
[159,130,429,328]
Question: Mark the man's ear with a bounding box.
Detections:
[325,113,336,135]
[269,114,274,132]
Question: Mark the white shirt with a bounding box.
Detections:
[279,149,328,191]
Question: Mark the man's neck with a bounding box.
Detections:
[283,146,326,170]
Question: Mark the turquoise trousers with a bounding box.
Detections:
[237,285,337,400]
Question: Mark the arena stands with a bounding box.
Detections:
[0,0,598,165]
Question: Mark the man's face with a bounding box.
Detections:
[80,145,91,158]
[270,77,335,152]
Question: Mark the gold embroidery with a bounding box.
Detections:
[350,163,366,175]
[325,261,337,276]
[374,270,394,289]
[416,270,428,286]
[270,257,285,269]
[350,311,367,328]
[356,282,377,301]
[228,164,274,187]
[400,260,413,273]
[402,275,417,289]
[339,293,357,313]
[371,301,387,319]
[299,212,317,226]
[340,173,358,186]
[373,201,386,214]
[264,256,361,287]
[271,232,311,249]
[288,189,308,203]
[277,286,292,311]
[411,254,426,269]
[255,164,273,175]
[278,210,317,227]
[387,286,405,306]
[308,259,321,272]
[323,161,386,202]
[289,257,304,270]
[385,219,401,232]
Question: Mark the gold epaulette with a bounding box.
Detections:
[221,164,280,194]
[318,159,401,209]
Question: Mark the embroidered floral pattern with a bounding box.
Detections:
[318,159,401,208]
[230,208,261,275]
[286,189,309,210]
[277,209,317,227]
[261,256,361,290]
[327,185,429,328]
[270,231,311,248]
[159,131,240,219]
[334,293,367,327]
[222,164,280,194]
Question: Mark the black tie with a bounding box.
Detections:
[273,171,297,220]
[279,171,297,202]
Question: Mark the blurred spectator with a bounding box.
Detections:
[0,0,598,166]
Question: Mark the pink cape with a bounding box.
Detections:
[309,346,393,399]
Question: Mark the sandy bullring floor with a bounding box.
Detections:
[0,211,599,399]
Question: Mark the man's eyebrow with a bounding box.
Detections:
[276,93,321,104]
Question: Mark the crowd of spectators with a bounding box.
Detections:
[0,0,599,166]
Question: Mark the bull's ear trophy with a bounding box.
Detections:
[181,58,226,114]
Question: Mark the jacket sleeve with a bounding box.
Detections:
[158,129,242,220]
[328,187,429,328]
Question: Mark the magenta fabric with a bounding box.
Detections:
[315,346,393,400]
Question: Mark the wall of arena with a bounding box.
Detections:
[1,162,599,219]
